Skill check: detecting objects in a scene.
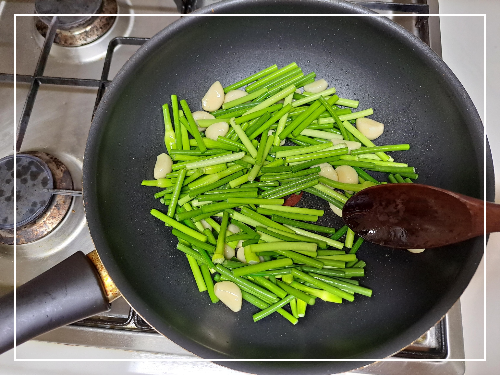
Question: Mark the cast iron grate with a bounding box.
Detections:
[1,8,446,360]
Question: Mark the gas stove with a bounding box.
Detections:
[0,0,485,374]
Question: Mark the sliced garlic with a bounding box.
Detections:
[303,79,328,93]
[214,281,242,312]
[268,130,286,145]
[191,111,215,132]
[224,89,248,103]
[192,110,215,122]
[202,81,225,111]
[330,139,362,151]
[227,224,241,234]
[154,153,173,179]
[205,122,229,141]
[356,118,384,140]
[224,244,235,260]
[336,165,358,184]
[329,202,343,218]
[236,247,246,263]
[407,249,426,253]
[318,163,338,181]
[200,220,212,230]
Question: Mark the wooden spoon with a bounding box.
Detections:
[342,184,500,249]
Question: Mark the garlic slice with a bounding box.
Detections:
[356,118,384,140]
[224,244,235,260]
[329,203,343,218]
[224,89,248,103]
[335,165,358,184]
[154,153,173,179]
[202,81,225,111]
[192,110,215,122]
[200,220,212,230]
[318,163,338,181]
[192,111,216,132]
[236,247,246,263]
[227,224,241,234]
[303,79,328,93]
[214,281,242,312]
[205,122,229,140]
[329,138,362,151]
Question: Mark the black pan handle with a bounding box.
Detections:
[0,251,111,354]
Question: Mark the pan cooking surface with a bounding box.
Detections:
[84,3,490,373]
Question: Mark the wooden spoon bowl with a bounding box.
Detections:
[342,184,500,249]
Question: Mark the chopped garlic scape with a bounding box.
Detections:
[244,247,260,264]
[214,281,242,312]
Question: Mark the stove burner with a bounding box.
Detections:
[0,154,54,230]
[0,152,74,246]
[35,0,103,30]
[35,0,117,47]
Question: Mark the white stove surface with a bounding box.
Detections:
[437,2,500,375]
[0,0,499,374]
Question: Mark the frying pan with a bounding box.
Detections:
[0,1,494,374]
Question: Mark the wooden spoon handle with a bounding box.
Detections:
[486,201,500,234]
[455,193,499,237]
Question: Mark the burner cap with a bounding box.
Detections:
[0,154,54,230]
[35,0,102,30]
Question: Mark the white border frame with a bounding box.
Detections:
[12,12,487,363]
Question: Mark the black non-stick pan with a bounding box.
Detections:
[0,1,494,374]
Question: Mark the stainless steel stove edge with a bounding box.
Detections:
[32,301,464,374]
